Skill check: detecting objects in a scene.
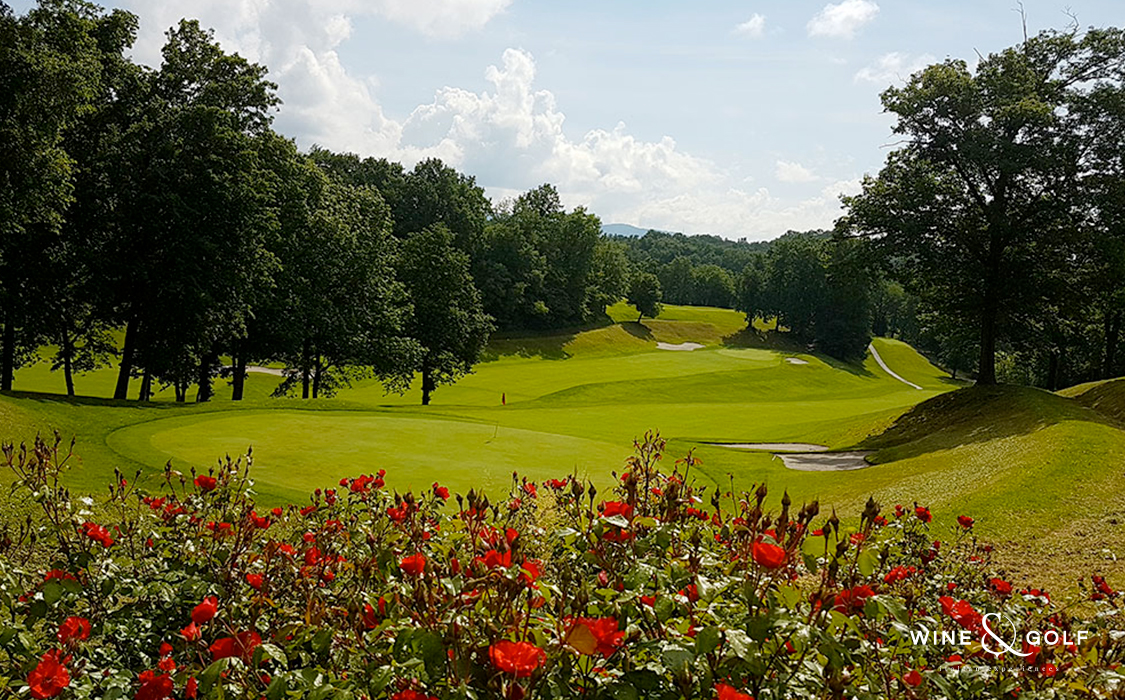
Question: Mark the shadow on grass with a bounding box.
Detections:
[0,390,185,410]
[720,328,875,378]
[621,321,654,342]
[480,315,616,362]
[857,385,1115,462]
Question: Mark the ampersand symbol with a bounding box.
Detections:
[981,613,1032,658]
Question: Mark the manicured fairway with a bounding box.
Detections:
[6,304,1125,590]
[2,303,955,502]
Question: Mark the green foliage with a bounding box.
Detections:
[4,434,1125,699]
[841,26,1125,385]
[627,272,663,322]
[398,225,493,405]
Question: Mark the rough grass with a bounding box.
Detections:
[1059,376,1125,425]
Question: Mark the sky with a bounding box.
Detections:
[11,0,1124,240]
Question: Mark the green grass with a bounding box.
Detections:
[1058,376,1125,425]
[6,303,1125,591]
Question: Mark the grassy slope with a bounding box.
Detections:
[10,302,1125,591]
[852,382,1125,588]
[1,303,944,502]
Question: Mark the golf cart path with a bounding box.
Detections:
[868,342,923,390]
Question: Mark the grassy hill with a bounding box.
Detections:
[6,302,1125,591]
[852,383,1125,588]
[1,303,947,499]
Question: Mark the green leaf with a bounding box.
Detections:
[695,626,722,656]
[603,514,630,529]
[265,675,287,700]
[857,548,879,577]
[42,581,64,605]
[199,658,230,694]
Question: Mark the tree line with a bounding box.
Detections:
[3,2,1123,399]
[0,2,630,404]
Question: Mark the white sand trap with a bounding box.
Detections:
[776,451,872,472]
[657,342,704,351]
[225,365,286,376]
[785,357,809,365]
[709,443,828,453]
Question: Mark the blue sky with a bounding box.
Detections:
[13,0,1124,239]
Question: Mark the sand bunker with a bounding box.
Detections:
[785,357,809,365]
[709,443,828,452]
[776,451,872,472]
[657,342,704,351]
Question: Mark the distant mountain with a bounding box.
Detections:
[600,223,654,238]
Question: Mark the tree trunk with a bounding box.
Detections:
[1106,310,1121,379]
[60,326,75,396]
[1,318,14,392]
[637,312,644,323]
[976,304,998,385]
[115,316,138,400]
[1046,351,1061,391]
[175,380,186,403]
[301,338,311,400]
[421,362,434,405]
[139,370,152,402]
[312,356,322,399]
[231,354,247,401]
[196,350,217,403]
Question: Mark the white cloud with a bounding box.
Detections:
[734,13,766,38]
[854,52,936,85]
[372,0,513,39]
[112,1,855,239]
[775,160,820,183]
[807,0,879,39]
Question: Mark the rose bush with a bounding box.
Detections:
[2,433,1125,699]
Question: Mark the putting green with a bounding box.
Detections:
[107,410,631,501]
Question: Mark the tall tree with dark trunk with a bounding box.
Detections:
[104,20,279,400]
[262,147,417,400]
[840,26,1125,384]
[397,225,492,406]
[0,1,110,391]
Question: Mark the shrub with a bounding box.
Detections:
[2,433,1124,699]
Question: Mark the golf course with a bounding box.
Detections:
[4,301,1125,589]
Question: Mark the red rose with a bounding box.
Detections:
[957,515,974,529]
[135,669,174,700]
[752,541,787,570]
[601,501,633,519]
[902,669,923,688]
[210,630,262,661]
[181,622,200,641]
[246,574,264,590]
[833,585,876,615]
[28,649,70,699]
[715,683,754,700]
[915,506,932,523]
[193,475,217,492]
[191,596,218,625]
[57,617,91,644]
[488,640,545,677]
[185,677,198,699]
[81,522,114,548]
[475,549,512,570]
[432,482,450,500]
[567,617,624,657]
[400,553,426,576]
[989,578,1013,595]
